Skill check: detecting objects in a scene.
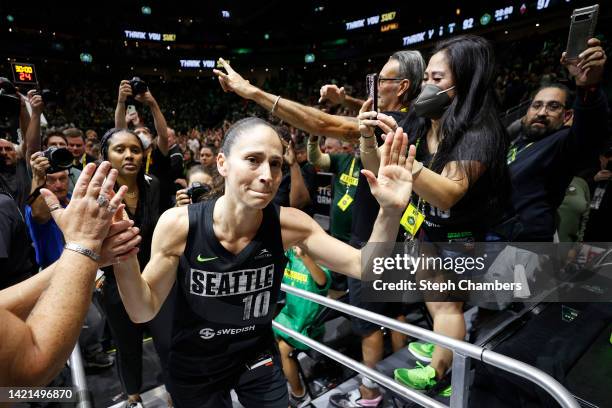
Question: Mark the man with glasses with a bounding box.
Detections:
[509,38,608,242]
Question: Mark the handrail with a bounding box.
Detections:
[271,322,446,408]
[69,344,92,408]
[280,283,580,408]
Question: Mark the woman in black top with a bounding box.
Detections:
[112,117,417,407]
[99,128,174,408]
[360,35,510,390]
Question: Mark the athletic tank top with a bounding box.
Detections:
[170,197,287,383]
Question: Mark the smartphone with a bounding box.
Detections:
[366,73,378,112]
[126,104,137,116]
[606,160,612,172]
[565,5,599,60]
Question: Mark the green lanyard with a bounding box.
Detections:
[507,142,533,165]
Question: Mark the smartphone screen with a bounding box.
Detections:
[366,73,378,112]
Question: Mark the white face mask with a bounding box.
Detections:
[137,132,151,150]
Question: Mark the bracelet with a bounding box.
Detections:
[412,160,424,177]
[361,134,374,139]
[65,242,100,262]
[271,95,281,114]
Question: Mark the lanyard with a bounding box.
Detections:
[145,150,152,174]
[507,142,533,165]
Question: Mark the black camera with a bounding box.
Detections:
[0,77,21,118]
[43,147,73,174]
[186,182,211,203]
[129,77,148,96]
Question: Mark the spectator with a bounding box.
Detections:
[0,161,138,386]
[199,144,217,168]
[273,246,331,408]
[25,151,114,369]
[115,80,178,211]
[584,141,612,242]
[99,128,173,408]
[175,165,219,207]
[364,35,511,393]
[274,139,317,215]
[182,147,198,171]
[42,129,82,194]
[64,127,96,170]
[509,38,608,242]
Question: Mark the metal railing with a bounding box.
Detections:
[277,283,580,408]
[69,344,92,408]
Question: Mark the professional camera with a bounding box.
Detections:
[129,77,148,96]
[186,182,211,203]
[42,146,73,174]
[0,77,21,118]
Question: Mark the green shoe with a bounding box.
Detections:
[394,362,437,390]
[408,342,434,362]
[438,384,452,397]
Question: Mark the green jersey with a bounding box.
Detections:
[273,248,331,350]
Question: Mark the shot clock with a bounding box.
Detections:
[11,62,38,85]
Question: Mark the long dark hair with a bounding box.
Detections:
[430,35,510,210]
[100,128,158,232]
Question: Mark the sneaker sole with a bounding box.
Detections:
[408,347,432,363]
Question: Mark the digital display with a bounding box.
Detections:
[345,10,397,31]
[179,59,227,69]
[11,62,38,84]
[124,30,176,42]
[402,0,573,47]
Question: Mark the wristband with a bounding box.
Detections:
[65,242,100,262]
[26,186,43,206]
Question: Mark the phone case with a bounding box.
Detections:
[565,5,599,60]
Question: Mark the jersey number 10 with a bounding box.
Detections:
[242,291,271,320]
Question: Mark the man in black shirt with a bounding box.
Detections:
[509,38,608,242]
[273,139,317,215]
[0,189,36,289]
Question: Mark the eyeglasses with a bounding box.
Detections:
[529,101,565,113]
[378,77,405,85]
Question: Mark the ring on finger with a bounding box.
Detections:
[107,205,117,214]
[49,203,61,212]
[97,194,110,208]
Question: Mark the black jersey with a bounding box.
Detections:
[171,198,287,387]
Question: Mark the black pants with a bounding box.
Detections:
[102,280,177,395]
[168,353,288,408]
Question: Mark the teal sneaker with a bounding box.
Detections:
[394,362,437,390]
[408,341,434,362]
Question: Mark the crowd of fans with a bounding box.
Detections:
[1,24,611,408]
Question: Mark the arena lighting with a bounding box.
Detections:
[141,6,152,15]
[222,10,230,18]
[79,53,93,63]
[456,8,461,15]
[305,53,315,63]
[264,33,270,40]
[7,15,14,22]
